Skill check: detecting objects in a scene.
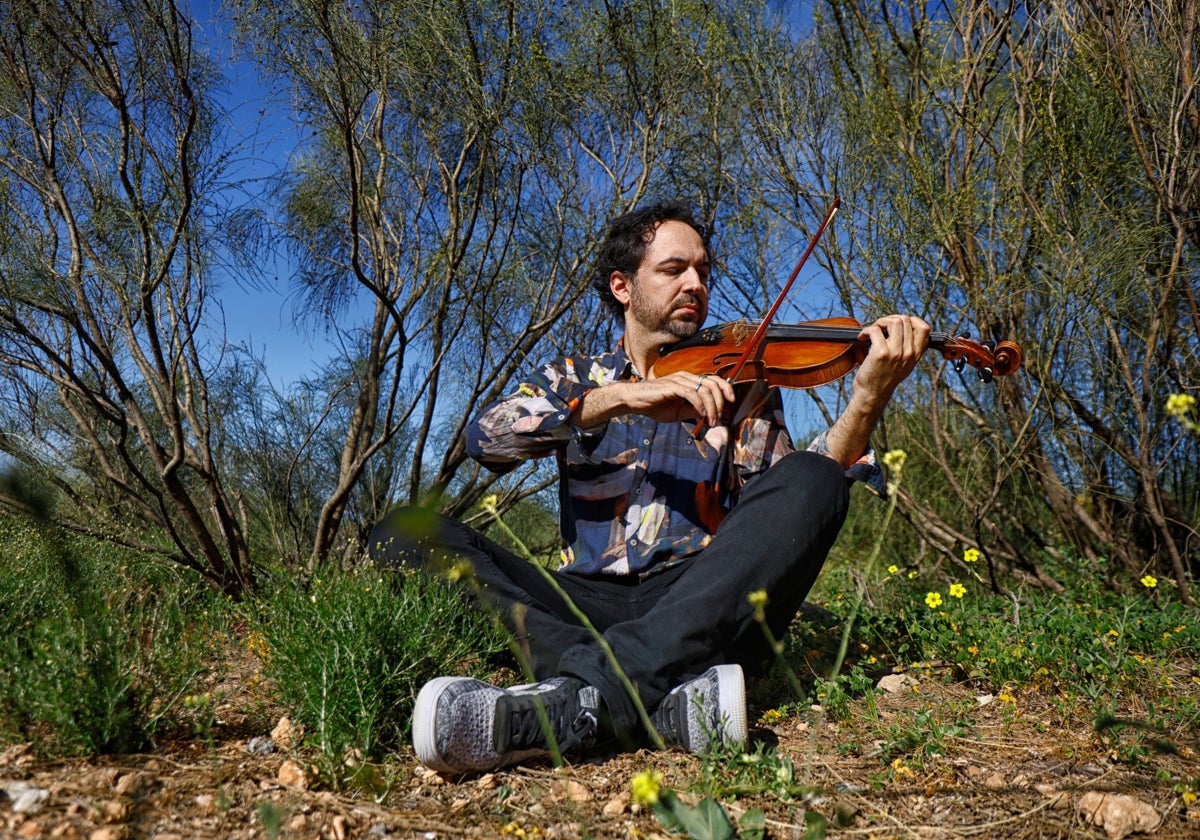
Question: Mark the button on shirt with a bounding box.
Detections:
[466,341,881,577]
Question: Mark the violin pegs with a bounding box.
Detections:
[954,358,967,373]
[981,340,996,352]
[979,367,994,384]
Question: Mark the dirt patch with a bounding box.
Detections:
[3,664,1199,838]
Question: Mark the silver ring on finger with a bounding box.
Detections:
[694,374,708,392]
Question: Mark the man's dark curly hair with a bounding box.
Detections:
[591,201,713,320]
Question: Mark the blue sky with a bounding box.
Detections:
[198,5,335,388]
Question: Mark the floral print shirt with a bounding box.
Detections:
[467,341,880,576]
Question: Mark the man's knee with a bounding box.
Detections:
[776,449,851,486]
[752,451,851,519]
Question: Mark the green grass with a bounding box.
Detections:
[0,502,508,784]
[0,514,231,756]
[247,561,509,782]
[844,562,1200,704]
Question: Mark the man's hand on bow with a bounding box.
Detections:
[571,371,736,428]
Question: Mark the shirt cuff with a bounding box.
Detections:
[510,394,575,435]
[806,431,886,494]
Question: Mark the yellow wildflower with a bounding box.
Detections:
[1183,790,1197,807]
[760,708,785,725]
[1141,575,1158,588]
[243,631,271,659]
[480,494,500,514]
[925,591,943,609]
[948,583,966,599]
[631,769,664,806]
[882,449,908,471]
[963,548,981,563]
[887,564,900,574]
[1166,393,1196,417]
[446,559,475,583]
[747,589,770,610]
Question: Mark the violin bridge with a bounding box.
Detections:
[731,320,754,345]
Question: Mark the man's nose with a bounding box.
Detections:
[681,267,707,293]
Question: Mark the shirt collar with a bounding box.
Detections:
[612,337,638,381]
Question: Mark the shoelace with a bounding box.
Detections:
[498,686,588,751]
[652,692,685,744]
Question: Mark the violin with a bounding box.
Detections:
[648,198,1022,394]
[651,317,1023,389]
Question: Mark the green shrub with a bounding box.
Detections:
[250,562,508,769]
[0,515,228,756]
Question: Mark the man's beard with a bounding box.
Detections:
[629,285,704,340]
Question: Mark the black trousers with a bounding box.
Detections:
[369,451,850,736]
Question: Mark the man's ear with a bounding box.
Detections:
[610,271,632,307]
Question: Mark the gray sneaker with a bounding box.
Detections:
[650,664,747,753]
[412,676,602,773]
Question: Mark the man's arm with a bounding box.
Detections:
[822,314,930,468]
[467,358,591,470]
[570,371,736,429]
[466,352,732,469]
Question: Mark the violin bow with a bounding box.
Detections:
[693,197,841,435]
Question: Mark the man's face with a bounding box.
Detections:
[620,220,711,342]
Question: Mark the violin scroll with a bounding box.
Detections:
[939,335,1023,383]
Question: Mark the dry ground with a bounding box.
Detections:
[3,655,1200,839]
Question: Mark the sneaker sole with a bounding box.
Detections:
[412,676,463,772]
[714,664,748,746]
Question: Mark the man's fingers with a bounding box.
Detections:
[687,375,718,425]
[634,370,735,424]
[866,315,929,361]
[679,372,730,425]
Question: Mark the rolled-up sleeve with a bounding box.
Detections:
[806,430,884,492]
